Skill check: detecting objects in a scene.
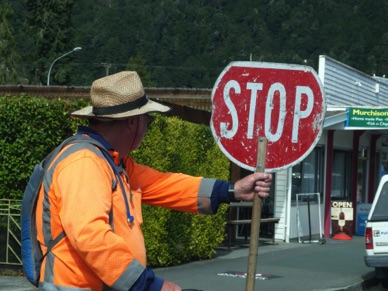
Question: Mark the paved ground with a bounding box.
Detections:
[0,235,384,290]
[156,236,381,291]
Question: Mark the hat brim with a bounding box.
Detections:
[70,99,171,119]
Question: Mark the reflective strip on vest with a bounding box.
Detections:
[197,178,216,214]
[111,259,145,291]
[40,143,114,286]
[39,280,92,291]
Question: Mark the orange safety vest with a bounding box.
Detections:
[35,141,214,290]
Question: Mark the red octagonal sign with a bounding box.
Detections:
[210,61,326,172]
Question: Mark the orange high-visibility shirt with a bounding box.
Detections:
[35,141,215,290]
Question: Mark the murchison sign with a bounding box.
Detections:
[346,107,388,129]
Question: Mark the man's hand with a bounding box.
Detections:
[234,172,272,201]
[161,280,182,291]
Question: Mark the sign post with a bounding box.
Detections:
[246,137,267,291]
[210,61,326,291]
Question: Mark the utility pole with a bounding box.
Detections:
[101,63,111,76]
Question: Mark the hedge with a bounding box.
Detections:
[132,115,230,266]
[0,94,88,199]
[0,94,230,267]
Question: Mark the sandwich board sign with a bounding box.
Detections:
[210,61,326,172]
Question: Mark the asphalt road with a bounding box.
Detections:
[0,236,385,290]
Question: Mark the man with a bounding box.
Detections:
[35,71,272,290]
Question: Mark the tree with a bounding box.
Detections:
[8,0,387,87]
[127,54,155,87]
[26,0,75,85]
[0,2,19,85]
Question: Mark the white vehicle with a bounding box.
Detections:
[365,175,388,287]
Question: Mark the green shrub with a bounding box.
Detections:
[132,115,230,267]
[0,94,87,200]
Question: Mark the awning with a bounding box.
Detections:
[324,110,348,129]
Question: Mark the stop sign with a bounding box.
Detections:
[211,61,326,172]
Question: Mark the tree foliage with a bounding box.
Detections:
[126,54,155,87]
[6,0,388,87]
[0,2,19,84]
[26,0,76,85]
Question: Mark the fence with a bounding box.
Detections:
[0,199,22,266]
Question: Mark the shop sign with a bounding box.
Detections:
[346,107,388,129]
[355,203,372,235]
[331,201,353,240]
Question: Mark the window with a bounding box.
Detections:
[331,150,352,200]
[357,148,368,203]
[370,181,388,221]
[291,147,324,201]
[376,152,388,195]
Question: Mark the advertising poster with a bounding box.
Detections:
[356,203,372,235]
[331,201,353,240]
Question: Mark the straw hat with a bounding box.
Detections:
[71,71,170,119]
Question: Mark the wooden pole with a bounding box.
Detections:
[245,137,267,291]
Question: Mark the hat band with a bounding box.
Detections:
[92,95,148,115]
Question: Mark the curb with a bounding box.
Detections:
[319,272,380,291]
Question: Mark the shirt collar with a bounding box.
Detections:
[77,126,113,150]
[76,126,122,165]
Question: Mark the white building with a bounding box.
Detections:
[270,55,388,242]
